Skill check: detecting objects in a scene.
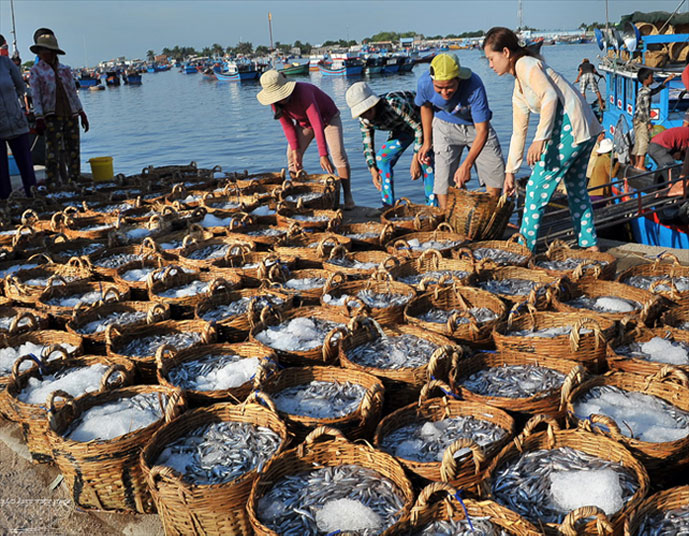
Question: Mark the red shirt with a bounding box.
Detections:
[272,82,339,157]
[652,126,689,153]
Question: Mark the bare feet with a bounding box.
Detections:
[587,245,600,252]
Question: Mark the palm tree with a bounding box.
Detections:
[146,50,155,61]
[211,43,224,57]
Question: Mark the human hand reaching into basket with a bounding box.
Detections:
[503,173,516,196]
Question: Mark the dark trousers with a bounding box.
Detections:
[0,133,36,198]
[45,115,80,182]
[648,142,678,183]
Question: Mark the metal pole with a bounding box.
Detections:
[10,0,17,56]
[268,12,274,51]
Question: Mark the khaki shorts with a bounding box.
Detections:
[632,119,650,156]
[286,112,349,171]
[432,117,505,194]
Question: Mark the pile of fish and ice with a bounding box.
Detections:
[562,295,641,314]
[613,337,689,366]
[417,307,497,326]
[623,275,689,293]
[379,416,507,462]
[324,257,379,271]
[166,352,260,392]
[283,275,327,291]
[491,446,640,525]
[62,392,167,442]
[400,238,464,252]
[346,333,440,370]
[458,364,566,399]
[271,380,368,420]
[0,342,78,377]
[572,385,689,443]
[254,317,344,352]
[16,363,112,405]
[636,503,689,535]
[476,278,546,297]
[322,289,412,309]
[118,331,203,358]
[507,325,592,338]
[535,257,608,272]
[154,420,282,485]
[470,248,527,266]
[199,294,285,323]
[397,269,469,287]
[410,517,513,536]
[256,464,407,535]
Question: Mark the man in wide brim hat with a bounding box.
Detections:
[30,33,65,55]
[30,30,89,184]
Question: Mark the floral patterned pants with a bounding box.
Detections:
[45,116,80,182]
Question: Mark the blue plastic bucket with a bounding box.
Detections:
[8,154,19,175]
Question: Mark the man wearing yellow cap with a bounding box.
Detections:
[415,53,505,209]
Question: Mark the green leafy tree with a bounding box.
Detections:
[211,43,224,56]
[201,46,212,57]
[235,41,253,55]
[146,49,155,61]
[255,45,270,55]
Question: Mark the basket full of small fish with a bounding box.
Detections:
[605,325,689,377]
[247,426,415,536]
[380,197,445,233]
[322,247,394,278]
[156,342,277,405]
[140,396,289,536]
[624,485,689,536]
[469,265,558,309]
[257,365,384,441]
[386,224,466,260]
[617,252,689,303]
[276,179,338,211]
[384,248,475,292]
[529,239,617,281]
[484,415,650,536]
[374,380,514,492]
[273,231,352,269]
[457,233,532,268]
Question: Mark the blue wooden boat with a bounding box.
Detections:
[365,56,385,76]
[184,63,198,74]
[77,73,100,88]
[124,72,142,85]
[598,24,689,248]
[216,62,259,81]
[318,57,363,77]
[105,71,121,86]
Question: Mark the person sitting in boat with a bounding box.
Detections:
[256,70,355,209]
[415,53,505,210]
[632,68,675,172]
[0,33,36,198]
[574,58,604,111]
[588,137,618,203]
[345,81,435,208]
[648,125,689,183]
[483,27,602,252]
[30,31,89,184]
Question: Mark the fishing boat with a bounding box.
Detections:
[382,56,400,75]
[364,56,385,76]
[123,71,142,85]
[308,55,324,71]
[318,54,364,77]
[202,67,217,81]
[105,71,121,86]
[77,72,101,89]
[278,62,309,76]
[216,61,260,81]
[596,18,689,248]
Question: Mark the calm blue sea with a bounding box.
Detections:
[79,43,602,208]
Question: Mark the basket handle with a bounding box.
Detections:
[325,210,343,233]
[418,379,456,404]
[410,482,459,525]
[652,251,681,270]
[435,222,454,233]
[358,383,384,428]
[208,277,232,296]
[147,302,169,324]
[20,209,39,226]
[322,326,347,363]
[140,237,160,257]
[644,365,689,389]
[101,286,122,304]
[570,318,604,353]
[8,311,38,335]
[417,248,443,268]
[561,506,614,536]
[41,344,70,362]
[379,223,394,245]
[164,388,186,423]
[454,247,475,263]
[344,296,370,318]
[515,414,560,451]
[299,425,347,456]
[105,323,123,348]
[244,389,279,413]
[508,232,528,246]
[181,234,197,249]
[380,255,400,272]
[324,271,346,294]
[66,256,91,272]
[154,344,178,370]
[201,322,216,344]
[579,413,625,441]
[170,183,185,196]
[440,437,485,481]
[648,277,679,298]
[47,389,74,415]
[98,364,130,392]
[27,252,54,265]
[427,345,455,383]
[49,212,64,232]
[11,353,45,380]
[326,243,349,262]
[559,365,587,410]
[448,310,480,336]
[639,297,661,325]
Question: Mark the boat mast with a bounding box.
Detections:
[9,0,17,57]
[518,0,523,30]
[268,11,274,51]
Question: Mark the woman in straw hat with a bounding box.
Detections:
[257,70,354,209]
[29,31,89,184]
[0,33,36,198]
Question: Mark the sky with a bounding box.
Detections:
[1,0,683,66]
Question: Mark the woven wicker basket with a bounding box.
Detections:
[106,319,216,382]
[494,308,614,371]
[386,224,467,259]
[275,206,342,232]
[233,169,287,189]
[404,284,507,347]
[565,368,689,485]
[624,485,689,536]
[484,415,650,536]
[3,356,135,463]
[87,239,161,278]
[152,225,214,256]
[46,385,185,512]
[65,301,170,349]
[140,396,290,536]
[194,282,293,341]
[374,381,514,492]
[447,188,514,240]
[321,247,394,279]
[384,248,476,292]
[223,222,287,250]
[273,268,331,305]
[382,482,542,536]
[176,236,251,271]
[257,365,385,442]
[606,325,689,377]
[4,264,94,305]
[380,197,444,232]
[156,342,278,406]
[59,213,121,241]
[320,272,415,325]
[337,221,396,250]
[249,306,349,366]
[0,306,50,338]
[530,239,617,280]
[246,426,415,536]
[457,233,532,267]
[339,317,461,412]
[276,179,337,210]
[36,280,131,321]
[470,265,559,309]
[273,231,351,269]
[551,279,662,326]
[617,252,689,303]
[450,350,585,418]
[210,250,296,289]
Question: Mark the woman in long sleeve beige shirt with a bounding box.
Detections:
[483,27,602,251]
